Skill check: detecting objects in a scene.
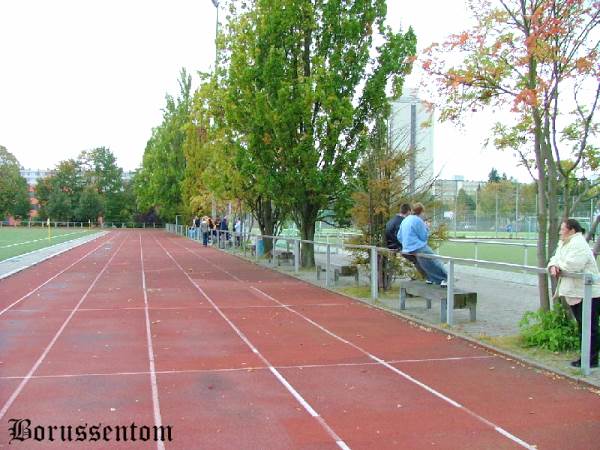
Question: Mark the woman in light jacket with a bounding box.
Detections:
[548,219,600,368]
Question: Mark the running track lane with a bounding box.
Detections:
[1,230,600,449]
[165,232,600,449]
[0,232,164,449]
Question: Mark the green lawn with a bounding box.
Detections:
[0,227,97,261]
[438,240,538,266]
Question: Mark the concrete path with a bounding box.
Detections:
[0,231,107,279]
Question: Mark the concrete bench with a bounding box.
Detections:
[316,264,358,286]
[276,251,294,266]
[399,280,477,323]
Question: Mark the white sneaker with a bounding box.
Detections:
[425,280,433,284]
[440,280,448,287]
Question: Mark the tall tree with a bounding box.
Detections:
[136,69,192,221]
[78,147,125,221]
[423,0,600,310]
[224,0,417,266]
[37,159,84,221]
[0,145,30,220]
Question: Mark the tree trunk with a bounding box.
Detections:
[533,109,550,311]
[257,197,276,255]
[300,219,316,268]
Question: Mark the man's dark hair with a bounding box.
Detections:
[400,203,411,215]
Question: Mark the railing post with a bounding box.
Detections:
[581,273,593,376]
[474,242,478,267]
[271,237,276,265]
[446,261,455,325]
[294,239,300,273]
[370,246,378,301]
[326,244,331,287]
[523,245,528,273]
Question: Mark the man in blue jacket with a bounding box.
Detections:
[398,202,448,287]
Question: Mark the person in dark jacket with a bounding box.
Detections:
[385,203,427,279]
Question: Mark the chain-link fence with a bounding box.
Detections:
[430,179,599,239]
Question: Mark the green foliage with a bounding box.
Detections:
[76,188,105,222]
[0,145,31,220]
[222,0,417,266]
[519,303,579,352]
[135,69,192,221]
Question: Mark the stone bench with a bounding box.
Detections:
[276,251,294,266]
[316,264,359,286]
[399,280,477,323]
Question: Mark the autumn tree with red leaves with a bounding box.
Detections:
[423,0,599,310]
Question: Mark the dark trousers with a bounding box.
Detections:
[570,297,600,363]
[402,253,428,280]
[202,232,209,246]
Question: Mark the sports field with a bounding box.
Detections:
[438,240,538,266]
[0,227,97,261]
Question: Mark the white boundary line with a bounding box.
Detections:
[0,231,107,280]
[0,233,115,316]
[0,234,127,421]
[155,236,351,450]
[139,233,166,450]
[0,230,85,248]
[173,237,537,450]
[0,356,495,381]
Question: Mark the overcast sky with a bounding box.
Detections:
[0,0,532,182]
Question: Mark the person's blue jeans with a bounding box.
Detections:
[202,232,209,246]
[413,245,447,284]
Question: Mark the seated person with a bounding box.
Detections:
[385,203,428,280]
[398,202,448,287]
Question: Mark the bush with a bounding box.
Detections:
[519,303,579,352]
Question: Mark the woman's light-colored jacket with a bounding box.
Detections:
[547,232,600,303]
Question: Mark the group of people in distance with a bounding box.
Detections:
[190,215,243,247]
[385,202,448,287]
[385,203,600,369]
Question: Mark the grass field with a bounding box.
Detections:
[438,240,538,266]
[0,227,97,261]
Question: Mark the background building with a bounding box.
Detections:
[389,88,435,194]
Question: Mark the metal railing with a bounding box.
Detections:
[166,224,600,376]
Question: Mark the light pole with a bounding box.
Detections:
[210,0,219,219]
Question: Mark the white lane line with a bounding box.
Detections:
[0,233,115,316]
[0,356,497,381]
[0,234,127,421]
[4,303,348,313]
[155,237,351,450]
[173,238,536,450]
[139,233,166,450]
[253,286,536,450]
[0,231,85,248]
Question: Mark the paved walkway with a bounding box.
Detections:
[0,231,106,280]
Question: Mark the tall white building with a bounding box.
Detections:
[389,88,434,194]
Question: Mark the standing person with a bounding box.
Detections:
[548,218,600,368]
[234,218,242,246]
[385,203,428,279]
[398,203,448,287]
[220,216,229,242]
[208,217,215,244]
[200,216,210,247]
[194,215,201,240]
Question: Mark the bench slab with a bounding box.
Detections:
[399,280,477,323]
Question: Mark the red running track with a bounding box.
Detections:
[0,230,599,449]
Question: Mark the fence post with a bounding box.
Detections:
[326,244,331,287]
[446,261,455,325]
[523,245,528,273]
[370,246,378,301]
[474,242,479,267]
[294,239,300,273]
[581,274,593,376]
